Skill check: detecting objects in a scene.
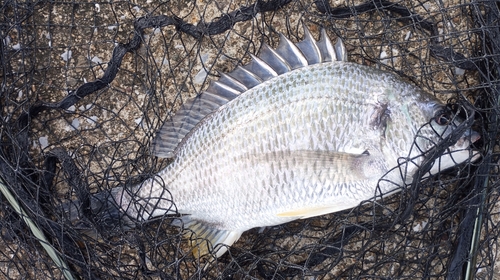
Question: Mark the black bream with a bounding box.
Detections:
[80,26,480,258]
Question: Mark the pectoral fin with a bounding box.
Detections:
[268,150,387,219]
[256,150,387,182]
[172,216,242,259]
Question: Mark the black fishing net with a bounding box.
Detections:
[1,0,499,279]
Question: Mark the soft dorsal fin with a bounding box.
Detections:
[153,25,348,158]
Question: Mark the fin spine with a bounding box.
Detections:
[153,26,347,158]
[173,217,243,258]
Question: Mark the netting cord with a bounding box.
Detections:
[0,178,75,280]
[19,0,480,224]
[17,0,477,132]
[254,222,379,278]
[0,153,97,278]
[451,2,500,279]
[316,0,478,71]
[389,100,480,280]
[1,1,490,278]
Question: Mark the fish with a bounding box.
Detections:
[74,25,480,259]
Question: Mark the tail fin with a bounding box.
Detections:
[61,188,135,237]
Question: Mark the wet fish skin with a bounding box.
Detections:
[101,27,479,258]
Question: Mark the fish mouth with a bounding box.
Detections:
[451,129,482,164]
[470,131,481,143]
[424,129,481,178]
[455,129,480,148]
[469,131,482,162]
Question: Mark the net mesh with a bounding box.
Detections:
[1,0,499,279]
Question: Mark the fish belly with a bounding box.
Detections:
[155,63,399,230]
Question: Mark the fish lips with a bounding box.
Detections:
[454,127,480,149]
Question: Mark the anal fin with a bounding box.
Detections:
[173,216,243,259]
[277,202,358,219]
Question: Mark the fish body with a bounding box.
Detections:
[108,26,479,257]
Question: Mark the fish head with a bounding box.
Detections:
[410,99,481,176]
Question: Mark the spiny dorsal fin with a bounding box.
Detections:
[153,91,235,157]
[244,54,278,81]
[227,65,263,88]
[317,28,338,62]
[275,33,309,69]
[256,43,291,75]
[296,23,322,64]
[153,26,347,158]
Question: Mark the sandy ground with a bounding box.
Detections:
[1,0,497,279]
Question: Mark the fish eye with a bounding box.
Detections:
[435,111,452,125]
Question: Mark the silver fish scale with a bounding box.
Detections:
[105,28,479,259]
[130,62,432,230]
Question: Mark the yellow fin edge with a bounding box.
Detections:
[277,202,360,219]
